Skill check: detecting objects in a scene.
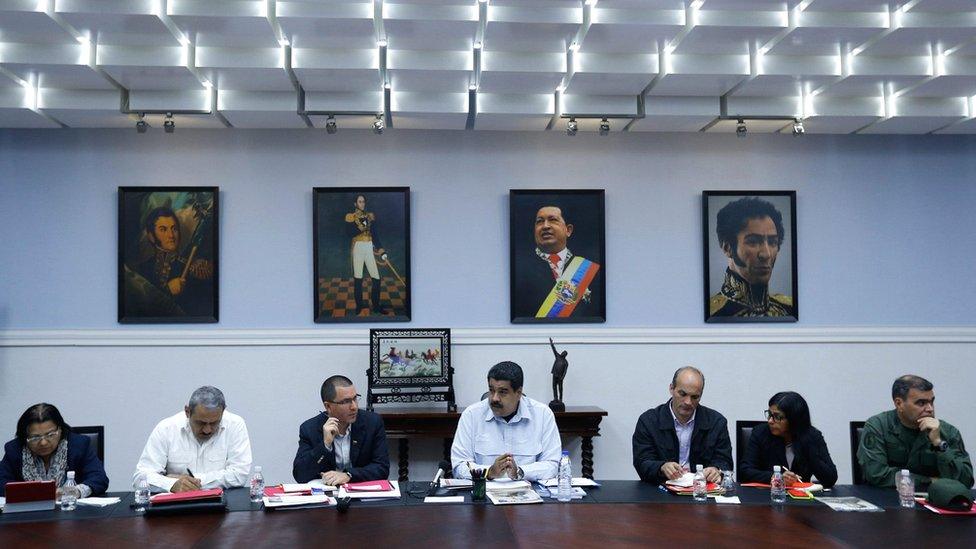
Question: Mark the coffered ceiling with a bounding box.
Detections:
[2,0,975,133]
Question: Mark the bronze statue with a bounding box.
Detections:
[549,338,569,412]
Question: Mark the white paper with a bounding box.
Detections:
[542,477,601,488]
[423,496,465,503]
[77,497,121,507]
[487,479,532,492]
[0,496,5,509]
[664,472,696,488]
[544,487,586,499]
[441,479,473,489]
[714,496,741,505]
[263,495,334,508]
[300,480,337,492]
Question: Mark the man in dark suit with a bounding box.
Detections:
[632,366,733,485]
[293,376,390,484]
[513,205,602,320]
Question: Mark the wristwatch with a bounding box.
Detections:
[514,467,525,481]
[932,440,949,452]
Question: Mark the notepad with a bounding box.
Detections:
[424,496,464,504]
[542,478,601,488]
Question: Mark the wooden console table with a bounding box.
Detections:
[378,406,608,481]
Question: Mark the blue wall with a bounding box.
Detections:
[1,129,975,328]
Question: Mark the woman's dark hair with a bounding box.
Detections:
[769,391,813,441]
[16,403,71,445]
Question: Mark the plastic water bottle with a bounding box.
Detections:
[134,473,151,512]
[771,465,787,504]
[557,450,572,502]
[249,465,265,503]
[897,469,916,508]
[61,471,79,511]
[692,464,708,502]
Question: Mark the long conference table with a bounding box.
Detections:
[1,482,974,548]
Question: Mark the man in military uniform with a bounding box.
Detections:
[345,195,386,315]
[514,205,601,320]
[857,375,972,488]
[709,197,794,318]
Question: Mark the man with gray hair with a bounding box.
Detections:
[134,386,252,492]
[858,375,972,488]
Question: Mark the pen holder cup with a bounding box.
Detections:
[472,478,487,502]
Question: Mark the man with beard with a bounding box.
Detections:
[293,376,390,484]
[451,362,562,481]
[135,206,213,316]
[710,197,794,318]
[858,375,972,488]
[514,205,601,320]
[632,367,733,485]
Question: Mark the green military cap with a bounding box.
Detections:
[926,479,973,511]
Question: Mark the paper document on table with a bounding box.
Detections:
[815,497,883,512]
[424,496,465,504]
[263,495,335,509]
[544,487,586,499]
[714,496,741,505]
[77,497,121,507]
[664,473,696,488]
[0,496,5,509]
[487,488,543,505]
[542,477,600,488]
[487,480,532,492]
[441,479,473,489]
[338,480,401,499]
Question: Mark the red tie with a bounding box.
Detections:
[548,254,560,278]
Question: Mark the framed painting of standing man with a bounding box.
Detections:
[313,187,411,322]
[510,189,606,323]
[118,187,218,323]
[702,190,798,323]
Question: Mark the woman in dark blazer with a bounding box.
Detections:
[0,403,109,497]
[740,391,838,488]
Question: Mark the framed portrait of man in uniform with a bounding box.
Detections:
[510,189,606,324]
[118,187,219,323]
[702,190,798,323]
[313,187,411,323]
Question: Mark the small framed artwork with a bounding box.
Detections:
[509,189,606,323]
[702,190,798,323]
[118,187,218,323]
[313,187,410,322]
[367,328,455,411]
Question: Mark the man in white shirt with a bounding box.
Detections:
[133,386,252,492]
[451,361,562,482]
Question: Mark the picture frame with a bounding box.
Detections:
[702,190,798,323]
[509,189,606,323]
[313,187,411,323]
[118,186,219,323]
[367,328,455,411]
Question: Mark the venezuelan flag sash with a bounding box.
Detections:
[536,256,600,318]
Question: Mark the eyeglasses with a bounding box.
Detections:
[763,410,786,422]
[328,394,362,407]
[26,428,61,444]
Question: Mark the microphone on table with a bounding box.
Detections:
[427,460,453,497]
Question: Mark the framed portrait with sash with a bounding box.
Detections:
[509,189,606,323]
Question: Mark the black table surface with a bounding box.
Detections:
[0,481,970,524]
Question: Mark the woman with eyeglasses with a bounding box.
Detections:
[740,391,838,488]
[0,403,109,497]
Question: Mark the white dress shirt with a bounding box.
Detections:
[327,431,351,472]
[669,400,696,468]
[133,410,252,492]
[451,396,562,482]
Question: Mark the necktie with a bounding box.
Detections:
[548,254,560,278]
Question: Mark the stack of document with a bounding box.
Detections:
[264,481,337,497]
[664,473,723,496]
[541,478,601,488]
[485,479,542,506]
[541,486,586,499]
[337,480,401,500]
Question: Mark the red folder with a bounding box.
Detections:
[344,480,393,492]
[150,487,223,504]
[5,480,56,503]
[264,485,312,497]
[666,482,721,495]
